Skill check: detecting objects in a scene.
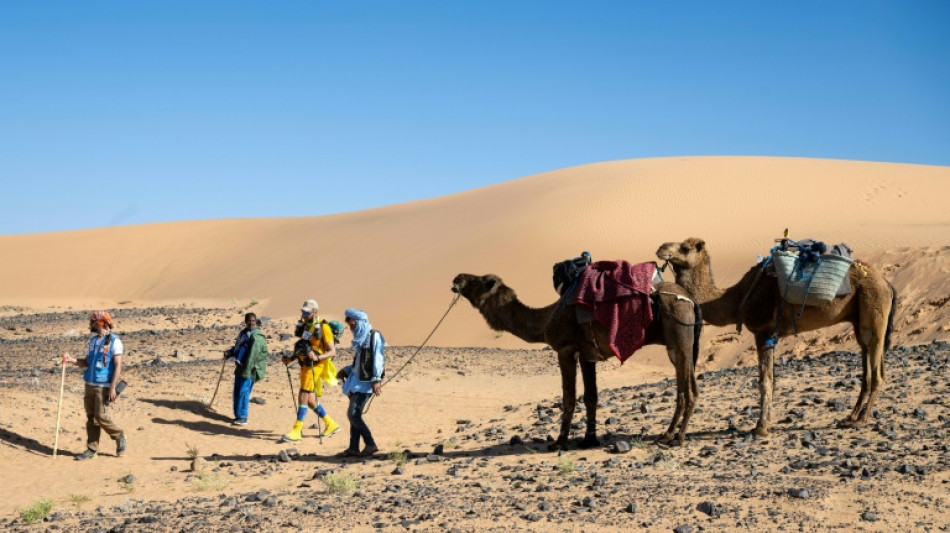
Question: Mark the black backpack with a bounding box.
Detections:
[553,251,592,295]
[356,329,385,382]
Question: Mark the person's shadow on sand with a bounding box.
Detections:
[140,398,233,424]
[0,426,57,457]
[151,417,274,440]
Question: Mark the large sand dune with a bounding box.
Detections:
[1,156,948,362]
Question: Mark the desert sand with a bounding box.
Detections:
[0,156,948,531]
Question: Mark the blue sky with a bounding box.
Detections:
[1,2,948,235]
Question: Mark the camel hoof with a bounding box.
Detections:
[838,418,866,429]
[657,433,675,445]
[579,435,600,449]
[752,425,770,438]
[549,439,569,452]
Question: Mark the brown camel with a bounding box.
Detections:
[452,272,702,448]
[656,238,898,437]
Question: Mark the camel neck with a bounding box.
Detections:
[479,297,549,344]
[674,258,743,326]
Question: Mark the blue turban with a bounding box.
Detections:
[345,308,372,349]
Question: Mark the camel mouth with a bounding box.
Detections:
[657,252,672,261]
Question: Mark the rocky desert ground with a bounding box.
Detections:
[1,303,948,532]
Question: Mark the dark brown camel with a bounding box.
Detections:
[452,272,702,449]
[656,238,898,437]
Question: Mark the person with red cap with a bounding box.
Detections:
[63,310,127,460]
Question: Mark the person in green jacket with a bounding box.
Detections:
[224,313,268,426]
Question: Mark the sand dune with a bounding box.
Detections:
[2,156,948,358]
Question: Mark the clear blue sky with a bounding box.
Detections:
[2,2,948,235]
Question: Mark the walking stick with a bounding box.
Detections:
[53,356,67,458]
[311,363,323,445]
[285,365,297,410]
[208,357,227,408]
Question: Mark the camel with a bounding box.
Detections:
[452,272,702,449]
[656,238,898,437]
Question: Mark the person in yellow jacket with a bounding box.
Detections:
[280,299,340,442]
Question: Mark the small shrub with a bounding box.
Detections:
[68,493,91,510]
[249,298,259,307]
[19,499,53,524]
[193,471,230,491]
[388,451,407,466]
[557,456,576,475]
[322,472,359,494]
[185,443,200,460]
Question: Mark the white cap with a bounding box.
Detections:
[301,299,318,313]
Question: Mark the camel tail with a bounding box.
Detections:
[691,300,703,368]
[884,283,898,353]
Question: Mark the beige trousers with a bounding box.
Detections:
[84,384,124,452]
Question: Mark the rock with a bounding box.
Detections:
[697,501,717,516]
[614,440,632,453]
[118,474,136,483]
[391,466,404,475]
[624,503,638,513]
[861,511,877,522]
[673,525,694,533]
[278,450,291,462]
[191,457,207,472]
[263,496,278,507]
[279,333,293,342]
[250,397,266,405]
[433,444,444,455]
[788,489,810,499]
[509,435,524,446]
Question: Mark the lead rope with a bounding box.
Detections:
[362,290,462,415]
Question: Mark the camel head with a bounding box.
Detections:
[452,273,514,309]
[656,237,707,271]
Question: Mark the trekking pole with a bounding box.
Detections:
[208,357,227,408]
[310,364,323,446]
[53,355,68,458]
[285,365,297,410]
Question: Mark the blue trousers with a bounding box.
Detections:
[233,367,254,420]
[347,392,376,450]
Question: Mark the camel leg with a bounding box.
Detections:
[660,346,686,445]
[678,365,699,445]
[753,331,776,437]
[552,348,578,451]
[845,307,889,427]
[579,359,600,449]
[676,347,699,445]
[857,332,886,425]
[841,327,872,427]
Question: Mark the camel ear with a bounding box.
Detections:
[484,277,498,292]
[694,239,705,252]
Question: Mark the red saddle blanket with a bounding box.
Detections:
[573,260,656,363]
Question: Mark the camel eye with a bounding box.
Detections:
[680,245,689,253]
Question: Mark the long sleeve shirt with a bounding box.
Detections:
[342,331,385,395]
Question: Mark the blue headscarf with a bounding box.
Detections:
[345,308,372,349]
